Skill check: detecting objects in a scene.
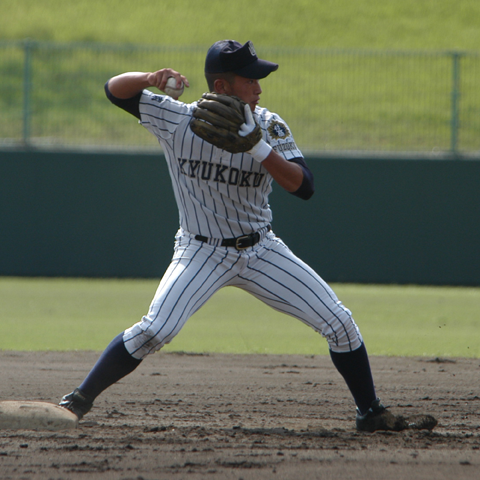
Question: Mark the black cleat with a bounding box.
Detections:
[356,399,408,432]
[59,388,94,420]
[356,399,437,432]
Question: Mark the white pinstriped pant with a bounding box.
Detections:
[123,229,363,359]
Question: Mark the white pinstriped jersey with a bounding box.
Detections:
[138,90,303,239]
[123,90,364,360]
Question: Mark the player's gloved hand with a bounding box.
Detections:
[239,105,272,163]
[190,93,263,154]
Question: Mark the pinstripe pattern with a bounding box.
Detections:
[122,91,363,359]
[124,231,363,359]
[138,90,300,238]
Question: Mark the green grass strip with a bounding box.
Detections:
[1,277,478,357]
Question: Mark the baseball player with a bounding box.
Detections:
[59,40,436,432]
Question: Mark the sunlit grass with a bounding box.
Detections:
[2,0,480,50]
[1,277,479,358]
[2,1,480,152]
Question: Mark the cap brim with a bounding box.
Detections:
[233,59,279,79]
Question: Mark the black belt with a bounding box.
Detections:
[195,226,271,251]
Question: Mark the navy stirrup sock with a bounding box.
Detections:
[329,343,377,415]
[78,332,142,400]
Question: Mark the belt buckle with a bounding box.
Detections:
[235,235,251,251]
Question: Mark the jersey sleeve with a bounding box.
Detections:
[256,108,314,200]
[138,90,195,140]
[256,110,304,161]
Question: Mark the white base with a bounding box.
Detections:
[0,401,78,431]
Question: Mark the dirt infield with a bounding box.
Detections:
[1,351,479,480]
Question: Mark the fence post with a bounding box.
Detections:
[22,39,34,146]
[450,51,461,154]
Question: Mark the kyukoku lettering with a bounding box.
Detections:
[178,158,265,187]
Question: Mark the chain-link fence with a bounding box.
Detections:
[1,40,479,155]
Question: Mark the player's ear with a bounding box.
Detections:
[213,78,228,94]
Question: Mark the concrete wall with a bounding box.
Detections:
[1,149,479,285]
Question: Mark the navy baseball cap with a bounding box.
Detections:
[205,40,278,79]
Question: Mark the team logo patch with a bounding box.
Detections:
[268,121,290,140]
[247,41,256,57]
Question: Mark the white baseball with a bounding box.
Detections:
[164,76,184,98]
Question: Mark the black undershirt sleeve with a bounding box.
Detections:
[288,157,315,200]
[104,82,142,120]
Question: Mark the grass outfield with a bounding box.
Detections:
[2,1,480,151]
[2,0,479,50]
[1,277,478,358]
